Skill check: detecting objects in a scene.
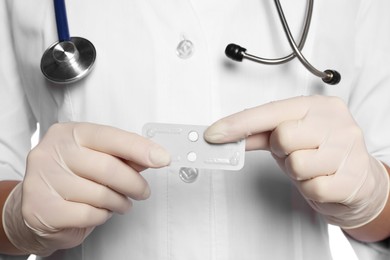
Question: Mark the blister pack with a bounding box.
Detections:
[142,123,245,170]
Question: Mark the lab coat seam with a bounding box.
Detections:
[64,87,76,121]
[210,173,216,260]
[302,1,319,95]
[81,242,85,260]
[186,0,217,123]
[37,2,53,126]
[6,2,38,130]
[39,3,62,128]
[2,2,39,182]
[167,170,171,260]
[292,199,304,260]
[0,162,24,181]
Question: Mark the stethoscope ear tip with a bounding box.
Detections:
[225,43,246,62]
[322,70,341,85]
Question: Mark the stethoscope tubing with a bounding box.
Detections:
[243,0,313,65]
[54,0,70,42]
[274,0,329,79]
[225,0,340,84]
[43,0,339,85]
[41,0,97,84]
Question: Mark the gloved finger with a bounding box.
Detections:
[50,172,133,214]
[64,123,171,168]
[204,96,310,144]
[42,226,95,251]
[305,200,350,219]
[23,195,113,230]
[283,126,360,181]
[295,173,359,203]
[269,119,327,158]
[285,149,341,180]
[64,147,151,200]
[245,132,271,151]
[125,161,147,173]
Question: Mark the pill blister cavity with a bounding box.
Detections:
[187,151,197,162]
[188,131,199,142]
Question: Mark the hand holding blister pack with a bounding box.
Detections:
[204,96,390,230]
[3,123,170,256]
[143,123,245,170]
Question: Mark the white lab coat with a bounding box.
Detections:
[1,0,390,259]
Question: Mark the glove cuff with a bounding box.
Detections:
[331,157,390,229]
[2,182,54,256]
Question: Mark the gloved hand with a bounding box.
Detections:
[2,122,170,256]
[204,95,389,229]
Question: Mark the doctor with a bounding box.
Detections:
[1,0,390,259]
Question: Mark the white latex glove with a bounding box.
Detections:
[204,95,389,229]
[2,122,170,256]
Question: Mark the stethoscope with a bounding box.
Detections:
[41,0,96,84]
[226,0,340,85]
[41,0,340,85]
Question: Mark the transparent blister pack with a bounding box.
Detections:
[142,123,245,170]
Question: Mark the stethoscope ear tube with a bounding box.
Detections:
[225,0,341,85]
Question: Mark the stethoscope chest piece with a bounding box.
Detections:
[41,37,96,84]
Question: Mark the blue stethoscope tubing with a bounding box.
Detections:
[40,0,96,84]
[54,0,70,42]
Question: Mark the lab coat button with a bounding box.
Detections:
[176,39,194,59]
[179,167,199,183]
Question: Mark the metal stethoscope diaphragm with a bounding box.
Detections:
[41,0,96,84]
